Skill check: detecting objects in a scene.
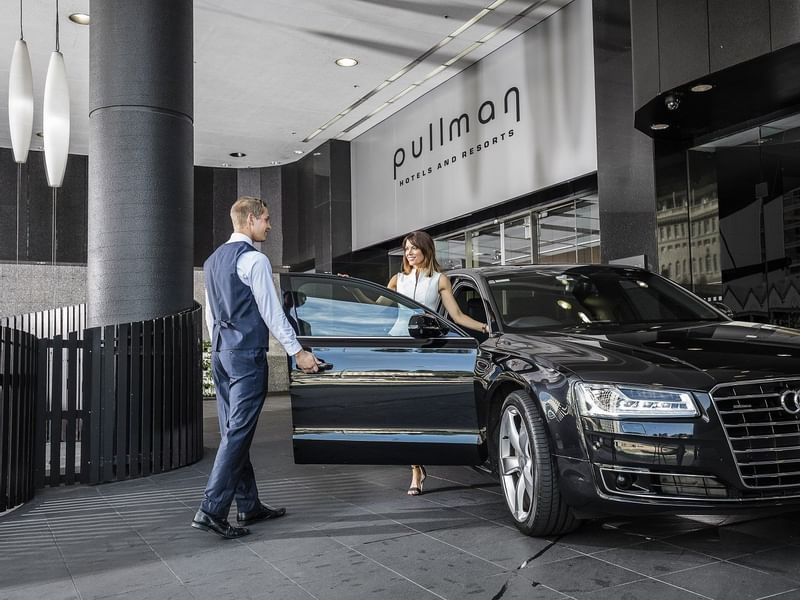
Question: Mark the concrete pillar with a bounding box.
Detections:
[87,0,193,326]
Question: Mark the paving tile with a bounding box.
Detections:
[658,561,798,600]
[72,561,180,599]
[184,569,312,600]
[270,545,412,599]
[597,515,711,538]
[425,520,581,569]
[245,533,347,562]
[722,513,800,545]
[321,518,418,546]
[351,533,507,597]
[576,577,707,600]
[165,544,276,584]
[437,499,513,524]
[334,578,444,600]
[663,527,782,559]
[731,546,800,584]
[1,579,80,600]
[592,540,718,577]
[556,522,656,555]
[758,590,800,600]
[516,555,641,596]
[0,560,73,590]
[94,582,195,600]
[479,572,571,600]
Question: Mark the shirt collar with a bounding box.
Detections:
[227,232,255,247]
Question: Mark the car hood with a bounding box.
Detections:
[498,320,800,390]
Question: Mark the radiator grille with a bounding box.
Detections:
[711,379,800,489]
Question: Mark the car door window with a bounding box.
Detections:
[453,286,486,323]
[285,276,433,337]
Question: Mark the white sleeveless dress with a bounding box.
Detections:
[395,269,442,310]
[387,269,442,337]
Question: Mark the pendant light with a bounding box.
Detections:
[8,0,33,164]
[9,0,33,264]
[43,0,70,188]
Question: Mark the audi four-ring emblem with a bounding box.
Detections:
[779,389,800,415]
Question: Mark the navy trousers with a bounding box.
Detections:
[201,348,269,518]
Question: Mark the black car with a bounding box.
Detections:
[280,265,800,536]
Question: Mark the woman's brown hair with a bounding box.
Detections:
[401,231,442,276]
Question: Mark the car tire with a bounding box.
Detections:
[498,390,580,536]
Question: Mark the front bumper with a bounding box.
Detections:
[553,395,800,517]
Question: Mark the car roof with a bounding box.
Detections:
[446,264,649,279]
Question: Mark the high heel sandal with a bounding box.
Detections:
[407,465,427,496]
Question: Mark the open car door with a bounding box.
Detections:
[280,273,485,466]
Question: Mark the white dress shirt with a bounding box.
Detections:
[205,233,303,356]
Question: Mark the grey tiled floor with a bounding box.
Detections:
[1,395,799,600]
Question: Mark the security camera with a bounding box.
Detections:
[664,93,681,111]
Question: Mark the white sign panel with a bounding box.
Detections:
[351,0,597,250]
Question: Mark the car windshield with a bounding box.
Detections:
[486,267,725,331]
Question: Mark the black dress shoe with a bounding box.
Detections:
[237,502,286,525]
[192,509,250,539]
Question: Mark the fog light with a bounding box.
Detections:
[616,473,634,490]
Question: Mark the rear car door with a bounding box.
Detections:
[280,273,485,465]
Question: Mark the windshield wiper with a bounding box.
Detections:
[572,320,619,328]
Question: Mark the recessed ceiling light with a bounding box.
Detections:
[221,162,231,167]
[335,57,358,67]
[293,150,304,155]
[229,152,246,157]
[312,152,321,156]
[690,83,713,93]
[650,123,670,131]
[270,161,280,165]
[68,13,90,25]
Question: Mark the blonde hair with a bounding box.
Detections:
[230,196,267,229]
[401,231,441,276]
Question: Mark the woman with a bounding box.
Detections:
[387,231,489,495]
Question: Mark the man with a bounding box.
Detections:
[193,196,320,539]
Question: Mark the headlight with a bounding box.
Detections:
[575,383,698,418]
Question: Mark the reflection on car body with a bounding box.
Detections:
[281,265,800,536]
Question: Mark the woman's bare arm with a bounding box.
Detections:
[438,274,488,333]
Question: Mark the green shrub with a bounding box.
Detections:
[202,340,215,398]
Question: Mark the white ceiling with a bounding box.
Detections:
[1,0,568,168]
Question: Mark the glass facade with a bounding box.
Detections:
[537,196,600,264]
[388,193,600,273]
[656,113,800,327]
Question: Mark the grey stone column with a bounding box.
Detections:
[87,0,193,326]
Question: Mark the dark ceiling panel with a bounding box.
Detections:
[709,0,771,72]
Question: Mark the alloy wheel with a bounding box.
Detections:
[498,405,534,521]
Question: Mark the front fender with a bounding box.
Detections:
[484,356,585,461]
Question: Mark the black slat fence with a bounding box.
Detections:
[0,327,38,512]
[1,303,203,510]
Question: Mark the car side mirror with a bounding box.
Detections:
[709,301,734,318]
[408,314,449,338]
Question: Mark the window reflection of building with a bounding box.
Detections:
[655,151,721,301]
[657,113,800,327]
